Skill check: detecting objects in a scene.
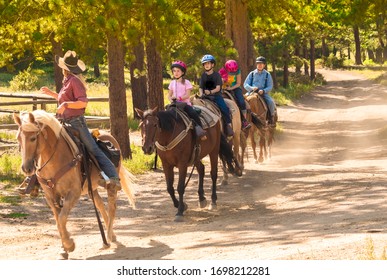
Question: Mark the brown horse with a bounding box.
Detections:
[14,110,136,259]
[135,106,238,222]
[192,97,243,185]
[246,94,276,163]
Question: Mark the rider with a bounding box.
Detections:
[199,54,234,137]
[40,50,121,190]
[219,59,251,130]
[168,60,207,140]
[243,56,276,127]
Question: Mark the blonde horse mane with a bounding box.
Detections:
[20,110,62,138]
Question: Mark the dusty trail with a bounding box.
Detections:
[1,69,387,260]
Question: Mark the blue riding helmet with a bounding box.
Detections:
[201,54,216,65]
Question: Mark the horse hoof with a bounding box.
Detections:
[64,239,75,253]
[221,180,228,186]
[101,242,111,250]
[208,203,217,211]
[199,199,207,208]
[258,158,264,163]
[57,249,69,260]
[174,215,184,222]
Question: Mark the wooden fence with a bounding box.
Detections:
[0,92,110,130]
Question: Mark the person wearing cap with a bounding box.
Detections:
[168,60,207,140]
[40,50,121,191]
[199,54,234,137]
[219,59,251,130]
[243,56,276,126]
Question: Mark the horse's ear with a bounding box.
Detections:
[151,106,158,114]
[28,112,35,123]
[13,113,21,126]
[135,108,144,119]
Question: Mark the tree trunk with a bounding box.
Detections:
[93,64,100,78]
[353,25,362,65]
[303,40,309,76]
[130,42,148,118]
[49,35,63,93]
[225,0,250,80]
[146,39,164,111]
[283,48,289,88]
[310,39,316,80]
[107,34,131,159]
[295,39,301,74]
[321,37,329,57]
[200,0,216,37]
[271,61,278,89]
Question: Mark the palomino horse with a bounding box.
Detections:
[135,106,239,222]
[245,94,277,163]
[14,110,136,259]
[192,97,243,185]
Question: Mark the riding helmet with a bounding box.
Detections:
[171,61,187,74]
[256,56,266,64]
[201,54,216,65]
[224,60,239,74]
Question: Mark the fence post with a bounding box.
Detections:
[32,97,37,110]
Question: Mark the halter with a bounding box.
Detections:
[19,120,79,189]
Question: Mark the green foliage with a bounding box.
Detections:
[9,67,39,91]
[122,144,160,174]
[0,195,22,206]
[2,213,29,219]
[322,54,344,69]
[0,152,22,176]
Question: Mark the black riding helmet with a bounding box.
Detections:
[256,56,266,64]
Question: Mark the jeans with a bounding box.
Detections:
[205,94,231,124]
[67,115,118,179]
[231,87,247,111]
[261,93,276,117]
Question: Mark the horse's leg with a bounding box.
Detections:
[196,160,207,208]
[106,187,118,245]
[259,135,265,163]
[220,158,228,186]
[250,128,258,163]
[209,152,218,211]
[56,191,79,258]
[175,165,188,222]
[163,163,178,208]
[91,189,115,246]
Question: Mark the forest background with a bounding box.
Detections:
[0,0,386,159]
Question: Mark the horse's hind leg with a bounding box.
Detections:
[196,161,207,208]
[209,152,218,210]
[106,187,118,245]
[92,189,116,246]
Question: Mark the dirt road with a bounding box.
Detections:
[1,69,387,260]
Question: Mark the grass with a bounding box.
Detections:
[2,213,29,219]
[358,237,387,260]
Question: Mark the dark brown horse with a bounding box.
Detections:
[246,94,277,163]
[14,110,136,259]
[135,106,238,222]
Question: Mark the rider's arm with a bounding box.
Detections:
[262,71,273,94]
[243,72,257,94]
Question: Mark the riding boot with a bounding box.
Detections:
[98,177,122,191]
[241,112,251,130]
[269,115,276,127]
[195,125,207,141]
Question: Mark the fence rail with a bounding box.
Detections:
[0,92,110,130]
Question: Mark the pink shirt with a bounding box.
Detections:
[168,79,193,106]
[58,74,88,119]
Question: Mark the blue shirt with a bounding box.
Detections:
[243,69,273,95]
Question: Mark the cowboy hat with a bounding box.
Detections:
[55,50,86,74]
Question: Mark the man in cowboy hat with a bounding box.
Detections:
[40,50,121,191]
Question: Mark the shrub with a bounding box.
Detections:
[322,54,344,69]
[9,67,38,91]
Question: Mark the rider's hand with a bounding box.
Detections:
[205,89,211,95]
[258,89,264,95]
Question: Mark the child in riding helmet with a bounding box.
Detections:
[243,56,276,127]
[168,60,207,140]
[199,54,234,137]
[219,59,251,130]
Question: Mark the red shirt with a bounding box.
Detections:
[58,74,88,119]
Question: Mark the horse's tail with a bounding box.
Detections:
[219,134,236,174]
[119,164,137,209]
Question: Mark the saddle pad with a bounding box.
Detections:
[224,98,237,115]
[192,98,221,117]
[193,105,220,129]
[60,127,80,157]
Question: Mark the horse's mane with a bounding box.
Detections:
[20,110,62,138]
[157,110,181,131]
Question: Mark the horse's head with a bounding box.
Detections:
[14,112,47,175]
[135,107,158,155]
